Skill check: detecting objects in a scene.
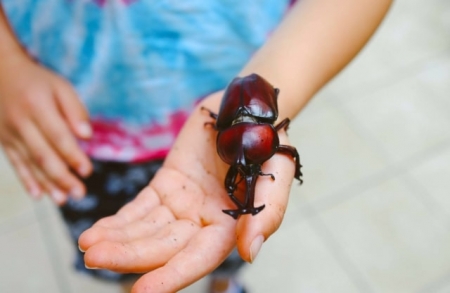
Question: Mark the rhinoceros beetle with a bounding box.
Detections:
[202,73,303,219]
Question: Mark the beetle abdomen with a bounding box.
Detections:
[217,122,278,166]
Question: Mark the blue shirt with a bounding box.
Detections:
[1,0,291,161]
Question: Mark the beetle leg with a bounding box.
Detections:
[274,118,291,132]
[224,166,239,194]
[223,171,265,219]
[274,87,280,99]
[259,171,275,180]
[224,166,246,209]
[222,209,241,219]
[276,120,304,183]
[227,176,245,201]
[227,193,246,209]
[243,172,265,216]
[200,106,218,120]
[277,145,303,184]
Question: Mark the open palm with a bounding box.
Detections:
[78,93,298,293]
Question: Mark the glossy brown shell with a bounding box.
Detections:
[216,122,279,166]
[215,73,279,130]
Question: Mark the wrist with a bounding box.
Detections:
[197,90,225,113]
[0,48,34,79]
[0,7,32,72]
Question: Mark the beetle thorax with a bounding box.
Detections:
[232,115,258,125]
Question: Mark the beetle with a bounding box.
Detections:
[202,73,303,219]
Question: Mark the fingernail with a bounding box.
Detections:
[78,122,92,138]
[78,245,85,253]
[29,186,41,199]
[51,189,66,204]
[70,186,84,200]
[78,164,91,177]
[249,235,264,263]
[85,264,100,270]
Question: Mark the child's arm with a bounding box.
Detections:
[239,0,392,120]
[79,1,392,292]
[235,0,393,258]
[0,4,92,204]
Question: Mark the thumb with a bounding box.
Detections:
[54,78,92,140]
[235,147,298,263]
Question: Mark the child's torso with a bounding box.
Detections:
[2,0,291,161]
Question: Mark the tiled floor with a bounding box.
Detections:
[1,0,450,292]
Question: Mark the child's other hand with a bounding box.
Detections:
[79,91,297,293]
[0,54,93,204]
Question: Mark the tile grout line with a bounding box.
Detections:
[327,45,450,104]
[401,172,450,229]
[420,83,450,126]
[294,129,450,226]
[305,204,376,293]
[327,93,450,218]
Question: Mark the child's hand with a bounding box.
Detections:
[78,92,297,293]
[0,54,93,204]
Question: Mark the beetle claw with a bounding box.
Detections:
[222,205,266,219]
[222,209,240,219]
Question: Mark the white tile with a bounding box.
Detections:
[0,151,25,194]
[320,0,450,104]
[0,221,60,293]
[408,147,450,221]
[288,102,386,208]
[240,219,360,293]
[417,53,450,111]
[0,152,35,229]
[320,178,450,293]
[378,0,450,70]
[416,272,450,293]
[341,75,450,163]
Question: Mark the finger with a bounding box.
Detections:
[114,186,162,224]
[235,150,296,263]
[17,121,86,198]
[88,186,162,231]
[38,173,68,205]
[79,186,165,250]
[84,219,201,273]
[131,224,235,293]
[53,79,92,140]
[79,205,175,250]
[32,100,92,177]
[3,146,42,199]
[11,142,68,204]
[18,146,68,204]
[6,139,69,204]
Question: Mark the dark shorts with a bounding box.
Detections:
[59,159,244,282]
